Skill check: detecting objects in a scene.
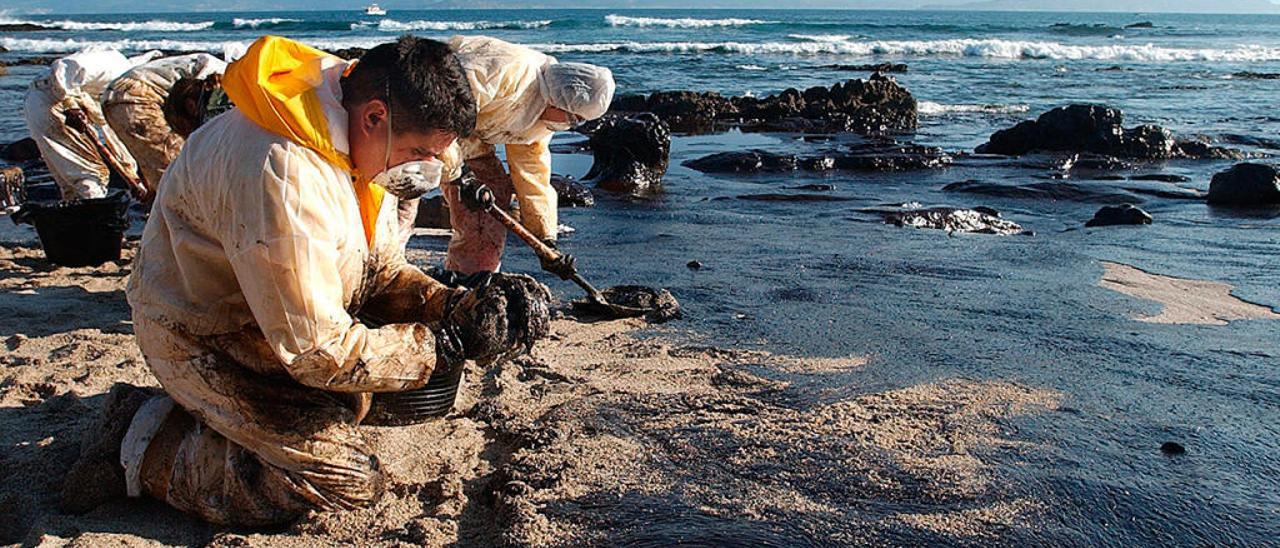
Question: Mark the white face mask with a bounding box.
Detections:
[371,107,444,199]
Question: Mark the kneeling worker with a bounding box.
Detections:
[60,35,551,526]
[102,53,227,194]
[415,35,614,280]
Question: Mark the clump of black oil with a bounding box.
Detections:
[405,130,1280,545]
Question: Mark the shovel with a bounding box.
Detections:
[459,181,649,319]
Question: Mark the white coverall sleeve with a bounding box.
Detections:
[504,135,557,241]
[223,142,438,393]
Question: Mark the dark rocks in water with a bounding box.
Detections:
[881,206,1027,235]
[608,91,735,133]
[686,260,703,270]
[0,23,49,31]
[598,285,681,323]
[943,180,1140,204]
[1125,21,1155,29]
[414,196,451,229]
[1231,71,1280,80]
[583,114,670,194]
[737,193,855,202]
[789,184,836,191]
[327,47,368,60]
[1174,139,1247,160]
[822,63,908,73]
[1160,442,1186,455]
[1207,163,1280,206]
[685,140,950,175]
[977,104,1241,160]
[611,76,917,135]
[550,175,594,208]
[1,138,39,163]
[684,150,799,173]
[836,141,952,171]
[1130,173,1191,183]
[1086,204,1153,227]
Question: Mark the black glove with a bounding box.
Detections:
[456,171,495,212]
[438,273,552,363]
[538,239,577,281]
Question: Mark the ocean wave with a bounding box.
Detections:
[789,34,853,43]
[362,19,552,31]
[231,17,301,29]
[918,101,1031,116]
[736,64,768,71]
[0,18,214,32]
[528,39,1280,62]
[0,36,383,56]
[604,14,774,28]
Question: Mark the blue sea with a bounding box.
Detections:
[2,9,1279,545]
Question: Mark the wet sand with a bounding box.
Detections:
[0,241,1064,546]
[1098,261,1280,326]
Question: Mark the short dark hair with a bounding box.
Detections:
[341,35,475,138]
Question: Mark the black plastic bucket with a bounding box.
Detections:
[14,192,130,267]
[365,365,464,426]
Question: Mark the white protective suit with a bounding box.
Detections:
[102,53,227,190]
[123,36,458,526]
[429,35,612,274]
[23,49,158,200]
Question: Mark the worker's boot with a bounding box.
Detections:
[440,273,552,363]
[60,383,159,514]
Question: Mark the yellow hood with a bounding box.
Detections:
[223,35,385,246]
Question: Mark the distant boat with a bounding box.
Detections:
[364,3,386,16]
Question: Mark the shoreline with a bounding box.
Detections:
[0,242,1065,545]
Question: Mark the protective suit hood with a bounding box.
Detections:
[223,35,386,245]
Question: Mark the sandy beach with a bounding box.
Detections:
[0,241,1068,546]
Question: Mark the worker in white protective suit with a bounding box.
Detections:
[58,35,551,526]
[102,53,227,193]
[403,35,614,283]
[23,49,159,200]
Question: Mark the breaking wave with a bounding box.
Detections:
[604,14,775,28]
[0,18,214,32]
[529,38,1280,62]
[789,34,854,43]
[231,17,301,29]
[918,101,1032,116]
[366,19,553,31]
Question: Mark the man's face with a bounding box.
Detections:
[349,98,457,182]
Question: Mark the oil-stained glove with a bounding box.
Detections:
[538,239,577,281]
[456,171,496,212]
[438,273,552,363]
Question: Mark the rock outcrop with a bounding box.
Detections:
[880,206,1028,235]
[610,75,918,135]
[1207,163,1280,206]
[977,105,1243,160]
[1086,204,1153,227]
[684,141,951,175]
[583,114,671,194]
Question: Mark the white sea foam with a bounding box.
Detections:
[1,18,215,32]
[8,35,1280,65]
[368,19,552,31]
[232,17,301,28]
[789,34,853,43]
[736,64,768,71]
[528,38,1280,62]
[604,14,774,28]
[918,101,1031,116]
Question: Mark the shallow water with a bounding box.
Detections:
[2,8,1279,544]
